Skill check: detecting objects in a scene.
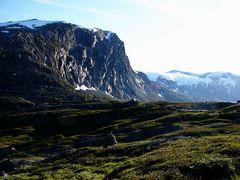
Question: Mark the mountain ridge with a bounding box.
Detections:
[1,19,229,103]
[146,70,240,102]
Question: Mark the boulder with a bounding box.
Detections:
[76,132,118,147]
[0,146,16,160]
[106,132,118,146]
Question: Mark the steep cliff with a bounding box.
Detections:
[0,19,162,102]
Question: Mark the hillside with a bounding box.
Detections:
[0,96,239,179]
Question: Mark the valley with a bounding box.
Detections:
[0,96,240,179]
[0,19,240,180]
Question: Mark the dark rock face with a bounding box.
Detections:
[76,132,118,147]
[0,20,162,102]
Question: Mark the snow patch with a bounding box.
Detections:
[5,26,21,29]
[0,19,60,29]
[75,85,96,91]
[89,87,97,91]
[105,91,113,97]
[135,77,143,84]
[1,30,9,33]
[218,77,236,87]
[172,88,178,92]
[155,70,238,90]
[141,89,147,95]
[92,35,97,48]
[206,72,224,78]
[160,71,213,86]
[105,31,113,39]
[158,93,162,97]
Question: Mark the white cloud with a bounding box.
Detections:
[33,0,240,74]
[123,0,240,74]
[34,0,124,21]
[130,0,184,13]
[35,0,53,4]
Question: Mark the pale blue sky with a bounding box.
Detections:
[1,0,240,74]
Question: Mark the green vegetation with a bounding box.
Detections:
[0,96,239,179]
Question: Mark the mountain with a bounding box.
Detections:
[144,72,161,81]
[0,19,165,102]
[147,70,240,102]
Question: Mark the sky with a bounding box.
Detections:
[1,0,240,74]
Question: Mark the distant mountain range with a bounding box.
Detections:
[146,70,240,102]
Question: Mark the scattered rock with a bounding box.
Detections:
[203,123,227,128]
[105,132,118,147]
[1,171,8,179]
[126,99,138,106]
[76,132,118,147]
[223,131,231,134]
[0,146,16,160]
[48,148,77,160]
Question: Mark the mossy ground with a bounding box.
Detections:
[0,97,239,179]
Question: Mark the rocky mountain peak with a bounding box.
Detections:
[0,20,164,102]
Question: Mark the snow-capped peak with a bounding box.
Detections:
[159,71,210,86]
[0,19,61,29]
[155,70,238,87]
